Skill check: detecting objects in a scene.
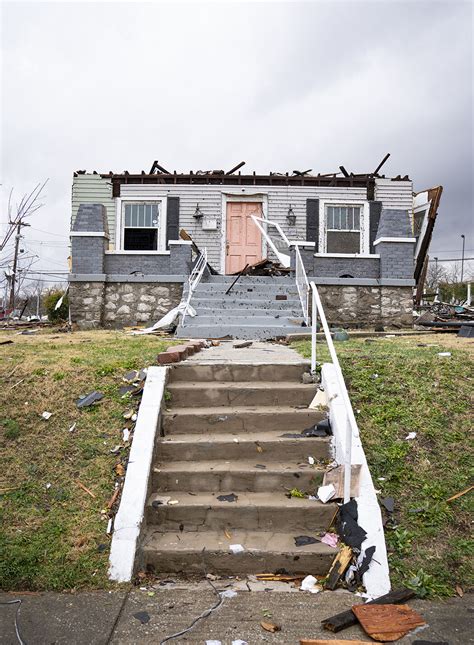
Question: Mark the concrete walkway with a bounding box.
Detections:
[186,340,309,364]
[1,586,471,644]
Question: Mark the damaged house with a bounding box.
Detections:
[69,158,441,338]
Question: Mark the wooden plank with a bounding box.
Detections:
[325,544,352,590]
[352,603,425,642]
[321,588,416,633]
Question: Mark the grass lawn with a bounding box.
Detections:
[293,333,473,598]
[0,329,175,591]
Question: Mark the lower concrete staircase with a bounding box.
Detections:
[175,275,306,340]
[142,361,338,576]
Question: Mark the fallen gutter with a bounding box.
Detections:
[108,366,167,582]
[321,363,390,598]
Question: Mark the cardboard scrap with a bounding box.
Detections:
[322,464,362,499]
[351,603,426,642]
[261,621,281,633]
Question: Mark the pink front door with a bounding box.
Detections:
[225,202,263,274]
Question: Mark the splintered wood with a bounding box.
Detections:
[325,544,352,590]
[322,464,362,499]
[351,604,426,642]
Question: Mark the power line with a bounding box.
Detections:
[429,257,474,263]
[29,226,69,239]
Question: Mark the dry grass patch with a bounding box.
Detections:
[0,329,176,591]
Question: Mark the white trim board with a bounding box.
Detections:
[70,231,110,239]
[373,237,416,245]
[321,363,391,598]
[314,253,379,259]
[108,366,167,583]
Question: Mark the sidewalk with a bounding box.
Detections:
[1,585,472,644]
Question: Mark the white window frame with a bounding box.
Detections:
[318,199,371,255]
[113,196,168,254]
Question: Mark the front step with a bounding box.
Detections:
[161,405,326,434]
[157,431,331,462]
[152,460,325,492]
[146,492,335,532]
[168,363,311,382]
[167,381,315,407]
[142,529,337,575]
[175,323,305,340]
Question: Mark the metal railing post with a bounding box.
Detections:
[311,289,317,373]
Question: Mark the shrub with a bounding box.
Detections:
[44,290,69,322]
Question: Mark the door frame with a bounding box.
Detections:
[220,193,268,274]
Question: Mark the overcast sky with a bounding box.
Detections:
[1,0,473,283]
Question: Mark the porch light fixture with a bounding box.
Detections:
[193,203,203,220]
[286,204,296,226]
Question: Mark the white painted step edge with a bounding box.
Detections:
[108,366,167,582]
[321,363,391,599]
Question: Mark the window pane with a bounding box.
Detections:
[327,231,360,253]
[131,204,137,227]
[327,206,333,229]
[353,207,360,229]
[341,207,348,230]
[124,204,131,227]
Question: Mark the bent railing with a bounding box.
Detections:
[250,215,291,268]
[295,244,310,326]
[310,281,358,503]
[181,248,207,327]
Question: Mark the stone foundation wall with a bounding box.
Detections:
[316,285,413,327]
[70,282,183,329]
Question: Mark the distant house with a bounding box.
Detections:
[69,163,441,336]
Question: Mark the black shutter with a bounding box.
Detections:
[306,199,319,251]
[369,201,383,251]
[166,197,180,248]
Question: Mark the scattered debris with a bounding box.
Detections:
[133,611,151,624]
[289,488,306,499]
[303,418,332,437]
[317,484,336,503]
[446,485,473,503]
[322,464,361,499]
[300,575,322,593]
[115,463,125,477]
[229,544,245,554]
[68,422,76,433]
[123,409,135,419]
[325,545,352,590]
[336,500,367,550]
[217,493,238,503]
[256,573,304,583]
[107,486,121,509]
[351,603,426,642]
[76,391,103,408]
[333,330,349,342]
[437,352,451,357]
[405,432,417,440]
[220,589,238,599]
[294,535,318,547]
[308,388,328,410]
[321,533,338,548]
[321,588,416,632]
[302,372,315,384]
[255,441,263,453]
[308,456,315,465]
[255,464,266,469]
[381,497,395,513]
[261,620,281,633]
[0,339,13,345]
[41,411,52,420]
[233,340,252,349]
[123,428,130,442]
[77,481,96,498]
[151,496,171,507]
[119,385,135,396]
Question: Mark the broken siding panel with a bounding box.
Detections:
[72,175,115,247]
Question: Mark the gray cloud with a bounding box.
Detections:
[1,0,472,280]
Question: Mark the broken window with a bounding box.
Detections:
[122,202,160,251]
[325,205,361,253]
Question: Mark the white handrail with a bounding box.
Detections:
[295,245,310,326]
[182,248,207,327]
[250,215,291,268]
[310,281,358,504]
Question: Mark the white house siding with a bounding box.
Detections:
[374,178,413,213]
[119,184,368,272]
[72,175,116,247]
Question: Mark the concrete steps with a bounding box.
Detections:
[142,530,337,575]
[175,274,305,340]
[142,360,337,576]
[152,460,326,492]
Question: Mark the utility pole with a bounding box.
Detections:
[8,220,30,314]
[461,234,465,283]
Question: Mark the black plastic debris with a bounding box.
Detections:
[302,418,332,437]
[458,325,474,338]
[294,535,318,547]
[217,493,238,502]
[133,611,150,624]
[97,543,107,553]
[255,464,266,469]
[382,497,395,513]
[358,545,376,578]
[337,499,367,550]
[123,370,139,383]
[119,385,135,396]
[76,391,103,408]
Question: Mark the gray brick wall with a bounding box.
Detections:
[298,249,380,279]
[71,237,107,274]
[378,242,414,280]
[376,209,412,238]
[104,254,171,275]
[72,204,108,233]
